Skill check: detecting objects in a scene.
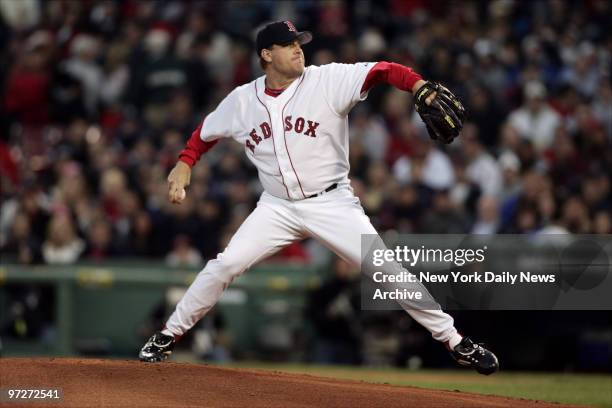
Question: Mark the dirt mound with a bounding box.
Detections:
[0,358,580,407]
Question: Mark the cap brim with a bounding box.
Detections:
[296,31,313,46]
[263,31,313,53]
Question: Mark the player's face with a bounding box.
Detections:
[268,40,305,77]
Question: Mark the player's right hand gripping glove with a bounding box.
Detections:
[414,82,466,144]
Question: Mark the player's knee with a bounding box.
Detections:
[207,252,248,282]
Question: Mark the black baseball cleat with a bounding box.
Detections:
[449,337,499,375]
[139,332,175,362]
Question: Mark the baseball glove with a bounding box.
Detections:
[414,82,466,144]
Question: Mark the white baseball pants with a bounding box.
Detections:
[164,186,460,345]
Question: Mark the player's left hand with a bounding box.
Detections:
[414,82,466,144]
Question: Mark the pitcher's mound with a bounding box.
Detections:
[0,358,577,407]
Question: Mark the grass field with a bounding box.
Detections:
[218,362,612,408]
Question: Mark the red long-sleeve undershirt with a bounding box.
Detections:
[178,123,218,167]
[360,61,422,93]
[178,61,422,167]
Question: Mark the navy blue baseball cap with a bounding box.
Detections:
[255,21,312,56]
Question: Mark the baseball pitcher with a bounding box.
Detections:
[139,21,498,375]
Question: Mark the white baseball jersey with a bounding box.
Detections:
[199,62,376,199]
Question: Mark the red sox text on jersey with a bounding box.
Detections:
[246,117,320,153]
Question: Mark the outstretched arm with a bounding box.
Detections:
[360,61,427,94]
[361,61,464,144]
[169,88,239,203]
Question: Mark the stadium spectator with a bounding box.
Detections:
[306,258,362,365]
[461,124,503,198]
[3,31,53,125]
[471,196,500,235]
[507,81,562,152]
[497,150,522,202]
[125,210,159,257]
[41,213,85,264]
[62,34,103,117]
[421,189,469,234]
[392,131,455,191]
[0,211,42,264]
[84,217,119,260]
[165,234,203,268]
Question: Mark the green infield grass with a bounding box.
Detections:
[218,362,612,407]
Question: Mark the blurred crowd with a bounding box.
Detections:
[1,0,610,267]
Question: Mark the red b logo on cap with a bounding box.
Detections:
[284,21,297,32]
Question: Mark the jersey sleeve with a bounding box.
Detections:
[199,88,240,142]
[321,62,377,116]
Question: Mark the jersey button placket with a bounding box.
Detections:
[270,108,295,193]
